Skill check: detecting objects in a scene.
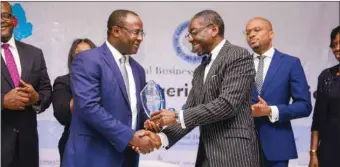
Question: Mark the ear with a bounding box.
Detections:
[269,30,274,40]
[111,26,120,38]
[12,16,18,27]
[211,24,219,37]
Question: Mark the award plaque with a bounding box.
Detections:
[140,80,166,118]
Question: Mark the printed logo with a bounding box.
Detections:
[173,21,201,64]
[12,3,33,40]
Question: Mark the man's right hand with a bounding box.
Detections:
[129,130,161,154]
[3,88,30,110]
[144,120,161,132]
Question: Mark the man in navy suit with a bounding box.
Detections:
[245,17,312,167]
[62,10,160,167]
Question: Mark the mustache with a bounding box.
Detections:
[1,24,10,27]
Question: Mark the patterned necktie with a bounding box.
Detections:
[255,55,266,93]
[2,43,20,87]
[201,53,212,66]
[119,55,130,100]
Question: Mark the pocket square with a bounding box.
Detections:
[211,75,217,78]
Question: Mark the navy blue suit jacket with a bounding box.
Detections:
[253,49,312,161]
[62,43,148,167]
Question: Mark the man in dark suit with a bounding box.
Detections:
[1,1,52,167]
[62,10,160,167]
[245,17,312,167]
[147,10,260,167]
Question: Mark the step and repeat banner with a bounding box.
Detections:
[9,2,339,167]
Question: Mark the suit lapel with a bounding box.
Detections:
[100,43,130,105]
[1,57,15,88]
[204,41,230,85]
[261,49,283,95]
[199,41,231,103]
[196,65,206,104]
[16,41,33,83]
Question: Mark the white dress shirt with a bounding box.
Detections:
[253,47,279,123]
[106,41,138,130]
[1,35,22,77]
[158,39,227,148]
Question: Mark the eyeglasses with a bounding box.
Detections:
[1,13,13,21]
[244,27,264,36]
[185,23,213,39]
[116,25,146,37]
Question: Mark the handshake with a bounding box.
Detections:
[128,109,177,154]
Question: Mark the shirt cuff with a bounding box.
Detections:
[268,106,279,123]
[157,132,169,148]
[179,110,186,129]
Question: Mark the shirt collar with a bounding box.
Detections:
[253,47,275,59]
[1,35,17,50]
[210,39,226,61]
[105,40,129,64]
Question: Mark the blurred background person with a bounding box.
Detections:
[52,38,96,163]
[309,25,340,167]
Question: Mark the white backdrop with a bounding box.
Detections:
[9,2,339,167]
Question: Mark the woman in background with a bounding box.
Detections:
[309,26,340,167]
[52,38,96,164]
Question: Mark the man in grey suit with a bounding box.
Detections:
[145,10,260,167]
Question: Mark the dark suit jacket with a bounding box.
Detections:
[62,43,148,167]
[252,49,312,161]
[1,40,52,167]
[52,74,72,163]
[163,40,260,167]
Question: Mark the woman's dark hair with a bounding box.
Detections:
[67,38,96,71]
[330,26,340,48]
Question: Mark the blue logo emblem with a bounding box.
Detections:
[173,21,202,64]
[11,3,33,41]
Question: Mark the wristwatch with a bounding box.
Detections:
[309,149,317,154]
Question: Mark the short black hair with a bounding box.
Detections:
[330,25,340,48]
[192,9,225,37]
[67,38,96,71]
[107,9,138,35]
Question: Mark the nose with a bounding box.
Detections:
[137,34,143,41]
[188,35,194,43]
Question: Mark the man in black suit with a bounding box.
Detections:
[1,1,52,167]
[147,10,259,167]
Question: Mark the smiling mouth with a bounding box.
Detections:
[1,26,8,30]
[192,44,200,48]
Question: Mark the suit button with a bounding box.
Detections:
[128,115,132,118]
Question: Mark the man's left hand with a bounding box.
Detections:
[17,79,39,105]
[251,96,271,117]
[150,109,176,127]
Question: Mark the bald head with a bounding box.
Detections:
[245,17,274,55]
[247,17,273,31]
[1,1,12,13]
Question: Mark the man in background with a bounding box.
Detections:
[1,1,52,167]
[245,17,312,167]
